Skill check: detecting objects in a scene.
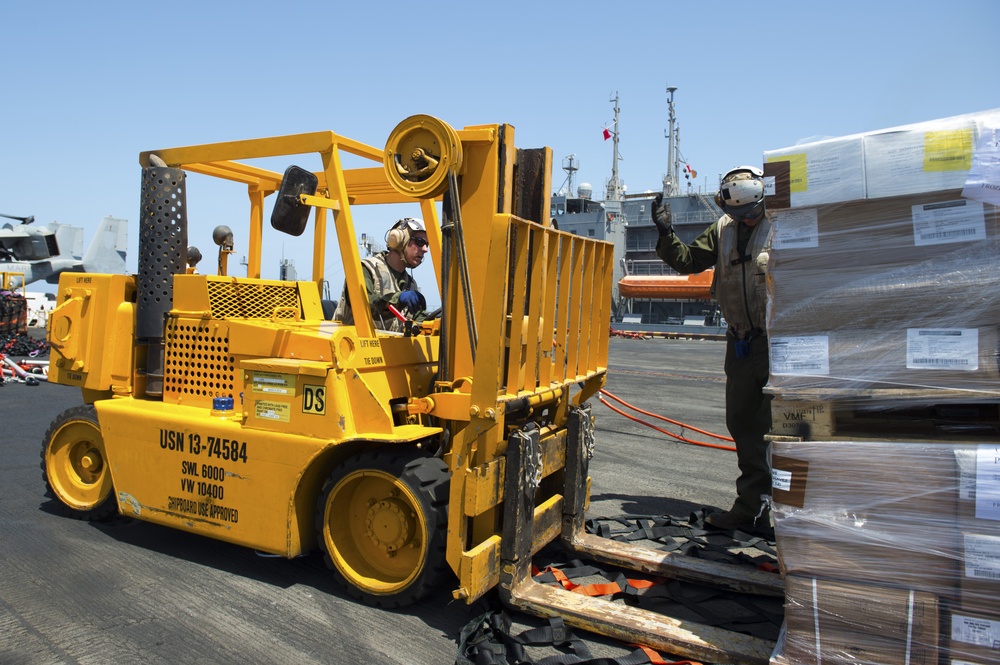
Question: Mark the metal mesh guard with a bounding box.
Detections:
[163,320,236,401]
[206,280,301,319]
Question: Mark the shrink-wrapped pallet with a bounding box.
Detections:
[770,440,1000,665]
[763,110,1000,397]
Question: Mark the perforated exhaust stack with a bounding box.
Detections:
[137,165,188,398]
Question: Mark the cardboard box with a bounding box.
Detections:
[771,441,960,514]
[772,441,961,593]
[766,327,1000,393]
[865,114,979,199]
[777,532,957,595]
[785,575,940,637]
[786,619,938,665]
[783,576,939,665]
[764,133,866,208]
[768,190,999,272]
[763,110,1000,206]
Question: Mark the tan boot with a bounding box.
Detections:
[706,504,771,533]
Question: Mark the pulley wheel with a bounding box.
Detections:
[384,115,462,199]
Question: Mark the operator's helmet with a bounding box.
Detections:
[386,217,426,251]
[715,166,765,221]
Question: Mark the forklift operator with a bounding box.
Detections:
[650,166,773,534]
[334,217,429,332]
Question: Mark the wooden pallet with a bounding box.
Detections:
[768,387,1000,441]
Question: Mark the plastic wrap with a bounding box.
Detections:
[764,109,999,207]
[764,110,1000,396]
[770,440,1000,665]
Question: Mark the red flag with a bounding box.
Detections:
[602,128,611,140]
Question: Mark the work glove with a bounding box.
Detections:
[397,290,426,312]
[650,193,673,236]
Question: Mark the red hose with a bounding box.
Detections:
[599,389,736,452]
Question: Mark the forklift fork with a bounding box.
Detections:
[498,405,782,665]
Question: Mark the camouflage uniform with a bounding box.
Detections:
[656,213,773,521]
[334,251,421,333]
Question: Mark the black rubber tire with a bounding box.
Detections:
[40,404,118,522]
[315,448,450,608]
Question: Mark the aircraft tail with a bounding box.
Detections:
[82,216,128,274]
[51,222,84,260]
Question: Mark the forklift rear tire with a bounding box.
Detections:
[316,448,449,608]
[40,405,118,521]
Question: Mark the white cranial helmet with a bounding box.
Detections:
[716,166,765,221]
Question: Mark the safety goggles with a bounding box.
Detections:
[409,236,429,248]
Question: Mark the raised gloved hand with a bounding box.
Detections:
[650,193,673,236]
[397,290,426,312]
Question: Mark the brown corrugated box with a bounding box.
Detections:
[783,576,939,665]
[777,534,957,595]
[785,575,939,637]
[772,441,960,516]
[772,441,961,594]
[786,623,938,665]
[768,190,999,272]
[766,326,1000,393]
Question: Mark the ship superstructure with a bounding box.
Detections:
[551,88,724,330]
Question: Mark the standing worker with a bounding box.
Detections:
[334,217,429,332]
[651,166,773,533]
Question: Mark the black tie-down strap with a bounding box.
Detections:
[531,512,783,640]
[456,608,665,665]
[585,512,778,572]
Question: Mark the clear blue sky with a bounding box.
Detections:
[3,1,998,300]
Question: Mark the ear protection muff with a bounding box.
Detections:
[385,217,424,252]
[385,222,410,252]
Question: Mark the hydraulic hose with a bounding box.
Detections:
[598,388,736,452]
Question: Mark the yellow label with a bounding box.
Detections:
[251,371,294,395]
[768,153,807,193]
[301,384,326,415]
[255,400,290,422]
[923,129,973,172]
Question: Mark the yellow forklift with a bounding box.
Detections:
[42,115,782,664]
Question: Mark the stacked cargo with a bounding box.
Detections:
[763,111,1000,664]
[769,441,1000,664]
[764,110,1000,405]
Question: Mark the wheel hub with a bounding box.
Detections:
[365,498,416,553]
[80,451,102,473]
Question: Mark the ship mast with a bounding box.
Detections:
[605,92,623,202]
[662,86,679,197]
[561,154,578,198]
